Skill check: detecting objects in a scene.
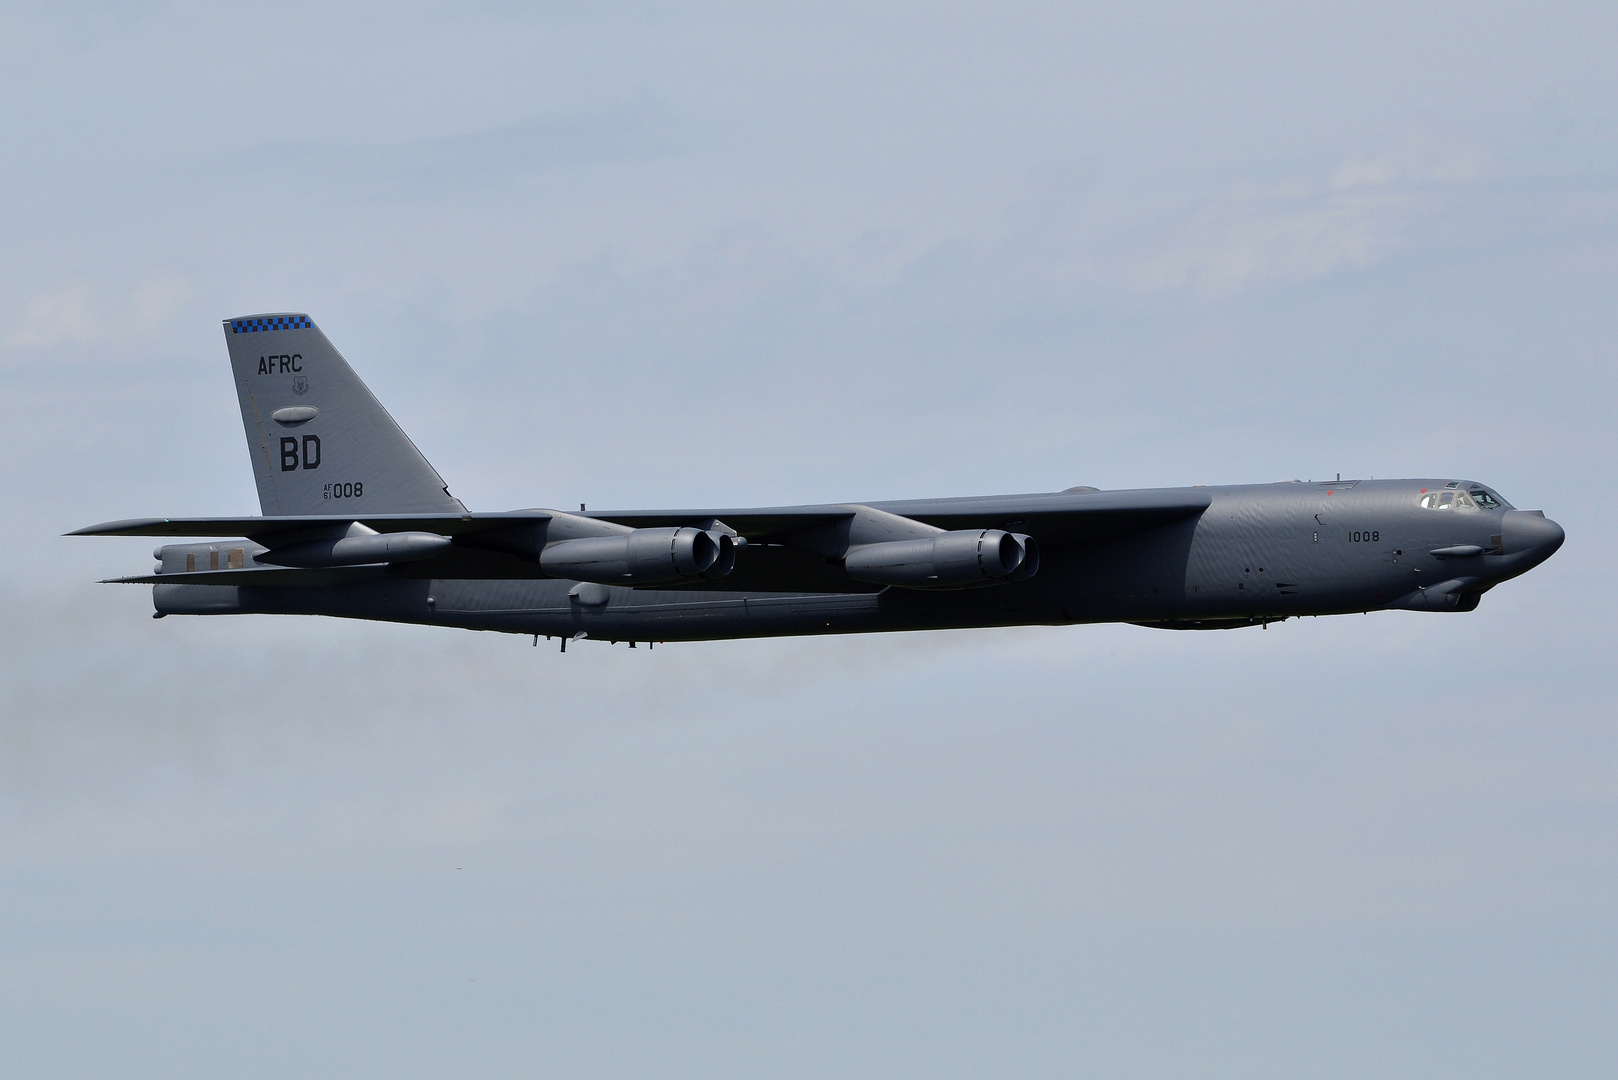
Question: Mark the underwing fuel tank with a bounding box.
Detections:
[539,527,736,585]
[845,529,1039,588]
[258,530,451,567]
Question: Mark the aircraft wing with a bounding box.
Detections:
[73,489,1208,546]
[75,489,1211,593]
[588,488,1213,591]
[68,511,556,540]
[594,488,1212,547]
[103,565,392,587]
[869,487,1211,544]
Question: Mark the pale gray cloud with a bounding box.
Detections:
[2,3,1615,1078]
[3,275,192,351]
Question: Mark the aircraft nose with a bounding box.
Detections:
[1499,510,1565,564]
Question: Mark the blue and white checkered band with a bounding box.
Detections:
[230,315,314,334]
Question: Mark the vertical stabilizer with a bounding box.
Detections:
[223,314,465,516]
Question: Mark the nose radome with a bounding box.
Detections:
[1500,510,1565,562]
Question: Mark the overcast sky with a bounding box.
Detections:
[2,3,1615,1077]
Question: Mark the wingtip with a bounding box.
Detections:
[69,518,165,536]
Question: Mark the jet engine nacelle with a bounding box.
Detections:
[540,527,736,585]
[844,529,1039,588]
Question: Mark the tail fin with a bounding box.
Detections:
[224,314,465,516]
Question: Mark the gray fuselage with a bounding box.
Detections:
[151,478,1564,642]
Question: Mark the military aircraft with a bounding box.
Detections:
[74,313,1564,648]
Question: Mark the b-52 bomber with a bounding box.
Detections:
[74,313,1565,648]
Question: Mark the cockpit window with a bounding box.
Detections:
[1419,490,1476,510]
[1421,484,1512,510]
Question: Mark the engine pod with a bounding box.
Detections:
[845,529,1035,588]
[540,526,733,585]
